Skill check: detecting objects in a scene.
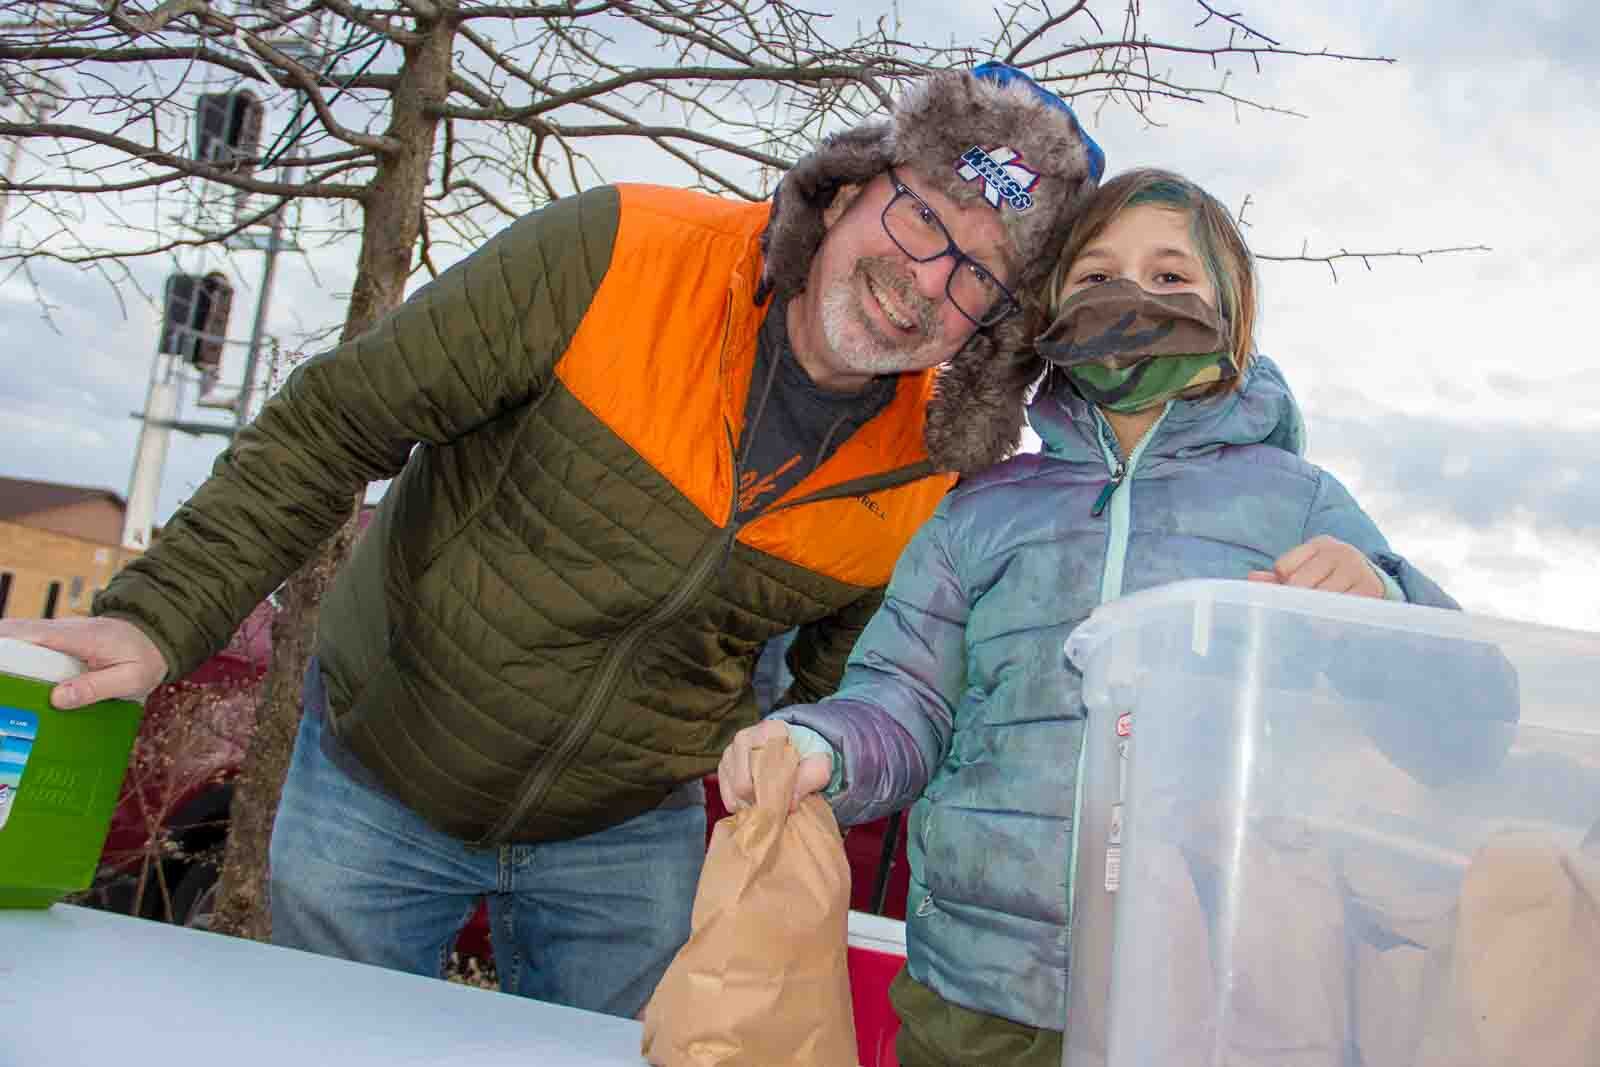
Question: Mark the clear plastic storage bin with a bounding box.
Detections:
[1062,580,1600,1067]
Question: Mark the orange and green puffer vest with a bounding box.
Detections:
[97,184,955,843]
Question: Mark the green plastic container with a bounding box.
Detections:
[0,637,143,908]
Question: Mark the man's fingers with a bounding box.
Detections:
[0,619,84,657]
[0,619,51,643]
[0,617,166,707]
[0,620,139,709]
[54,662,157,710]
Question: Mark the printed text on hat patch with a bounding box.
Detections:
[956,146,1039,213]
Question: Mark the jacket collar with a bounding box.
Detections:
[1028,353,1307,462]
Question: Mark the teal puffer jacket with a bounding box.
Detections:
[776,356,1461,1029]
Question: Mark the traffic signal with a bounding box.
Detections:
[193,91,264,173]
[159,271,234,371]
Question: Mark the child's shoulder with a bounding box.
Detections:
[1225,439,1324,485]
[949,451,1063,502]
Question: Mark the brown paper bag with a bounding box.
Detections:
[1340,850,1457,1067]
[1413,834,1600,1067]
[1121,842,1217,1064]
[1220,821,1347,1067]
[641,739,858,1067]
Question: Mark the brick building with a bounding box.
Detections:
[0,477,140,619]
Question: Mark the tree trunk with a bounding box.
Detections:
[208,12,457,941]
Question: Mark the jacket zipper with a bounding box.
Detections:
[483,290,745,844]
[484,291,938,842]
[487,453,934,841]
[1094,407,1168,606]
[1070,407,1167,940]
[1090,461,1125,517]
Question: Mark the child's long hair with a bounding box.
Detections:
[1045,168,1258,392]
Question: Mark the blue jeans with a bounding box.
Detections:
[269,662,706,1017]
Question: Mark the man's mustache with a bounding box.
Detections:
[855,256,940,337]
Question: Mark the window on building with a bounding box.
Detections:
[69,576,85,605]
[42,581,61,620]
[0,572,11,617]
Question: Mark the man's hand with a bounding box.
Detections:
[1247,534,1385,599]
[716,720,832,813]
[0,617,167,708]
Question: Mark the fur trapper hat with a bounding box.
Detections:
[759,62,1105,473]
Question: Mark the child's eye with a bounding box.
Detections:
[1155,271,1187,286]
[1075,271,1111,285]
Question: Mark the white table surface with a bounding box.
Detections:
[0,904,648,1067]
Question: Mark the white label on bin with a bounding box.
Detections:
[0,708,39,832]
[1105,803,1124,892]
[1105,712,1132,893]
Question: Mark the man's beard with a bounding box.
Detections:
[818,256,948,376]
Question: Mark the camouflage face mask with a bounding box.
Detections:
[1036,278,1236,413]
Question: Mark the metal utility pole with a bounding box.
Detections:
[121,355,183,553]
[121,20,321,547]
[232,149,301,426]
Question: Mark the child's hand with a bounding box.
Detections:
[1247,535,1385,598]
[717,720,832,813]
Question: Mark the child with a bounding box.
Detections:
[716,168,1464,1065]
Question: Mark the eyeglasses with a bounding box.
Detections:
[880,167,1020,328]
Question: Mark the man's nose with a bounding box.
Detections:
[907,252,955,304]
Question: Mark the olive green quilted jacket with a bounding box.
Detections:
[98,184,954,842]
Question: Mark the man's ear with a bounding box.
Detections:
[821,183,864,229]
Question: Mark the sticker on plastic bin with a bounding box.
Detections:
[1105,803,1123,892]
[0,708,39,832]
[1106,712,1132,892]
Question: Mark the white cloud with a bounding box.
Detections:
[2,0,1595,637]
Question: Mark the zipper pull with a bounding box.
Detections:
[1091,461,1126,517]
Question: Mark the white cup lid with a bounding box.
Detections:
[0,637,88,684]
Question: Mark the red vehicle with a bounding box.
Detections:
[90,603,272,926]
[93,606,913,945]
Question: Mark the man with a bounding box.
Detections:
[0,63,1103,1017]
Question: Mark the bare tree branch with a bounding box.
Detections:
[0,122,369,196]
[453,1,614,20]
[1259,244,1493,282]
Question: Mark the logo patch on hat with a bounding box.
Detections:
[956,146,1040,213]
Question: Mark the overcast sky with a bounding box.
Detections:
[2,1,1596,632]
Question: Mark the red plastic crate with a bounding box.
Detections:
[847,910,906,1067]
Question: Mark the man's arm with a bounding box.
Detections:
[96,187,624,681]
[777,590,885,709]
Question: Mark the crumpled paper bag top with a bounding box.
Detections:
[641,738,858,1066]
